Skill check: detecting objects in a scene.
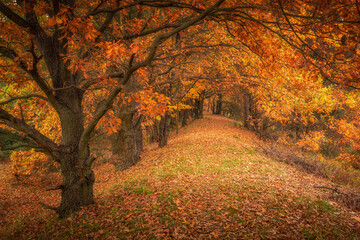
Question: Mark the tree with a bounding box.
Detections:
[0,0,226,217]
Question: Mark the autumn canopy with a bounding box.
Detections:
[0,0,359,217]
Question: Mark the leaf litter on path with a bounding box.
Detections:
[1,114,360,239]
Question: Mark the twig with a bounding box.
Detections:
[314,186,342,194]
[253,140,268,154]
[46,185,63,191]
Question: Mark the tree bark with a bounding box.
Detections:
[57,149,95,217]
[111,80,143,171]
[243,92,252,130]
[212,98,216,114]
[194,97,204,119]
[150,121,160,143]
[55,106,95,218]
[111,114,143,171]
[215,93,222,115]
[159,111,171,148]
[181,109,188,127]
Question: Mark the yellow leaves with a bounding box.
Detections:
[185,86,206,101]
[334,119,360,150]
[258,70,339,126]
[344,92,360,110]
[296,131,325,152]
[10,149,54,182]
[168,103,192,111]
[1,82,61,143]
[132,90,168,118]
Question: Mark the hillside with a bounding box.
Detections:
[1,115,360,239]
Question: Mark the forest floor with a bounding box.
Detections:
[1,114,360,239]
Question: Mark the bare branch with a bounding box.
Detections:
[314,186,341,194]
[46,185,64,191]
[0,128,37,147]
[0,94,48,106]
[88,1,139,16]
[0,1,30,28]
[122,24,181,40]
[0,46,59,111]
[0,108,59,158]
[133,0,226,71]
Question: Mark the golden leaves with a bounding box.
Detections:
[10,149,55,182]
[296,131,325,152]
[133,90,168,118]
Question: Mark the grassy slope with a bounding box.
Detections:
[1,115,360,239]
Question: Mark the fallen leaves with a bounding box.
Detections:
[1,115,360,239]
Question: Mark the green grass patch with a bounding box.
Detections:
[247,149,258,155]
[227,145,238,153]
[313,200,338,213]
[130,185,153,195]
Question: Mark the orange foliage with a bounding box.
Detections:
[10,149,55,182]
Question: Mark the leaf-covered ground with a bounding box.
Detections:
[1,115,360,239]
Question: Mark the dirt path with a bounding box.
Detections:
[2,114,360,239]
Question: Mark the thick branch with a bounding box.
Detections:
[88,1,139,16]
[0,108,59,158]
[81,71,124,90]
[46,185,64,191]
[0,1,30,28]
[0,127,37,147]
[0,46,59,111]
[97,12,115,33]
[78,69,132,164]
[0,94,48,106]
[133,0,226,71]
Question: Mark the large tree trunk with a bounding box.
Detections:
[181,109,188,127]
[57,149,95,217]
[215,93,222,115]
[111,114,143,171]
[243,92,252,130]
[194,98,204,119]
[212,98,216,114]
[55,106,95,218]
[159,111,171,148]
[111,80,143,171]
[148,121,160,143]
